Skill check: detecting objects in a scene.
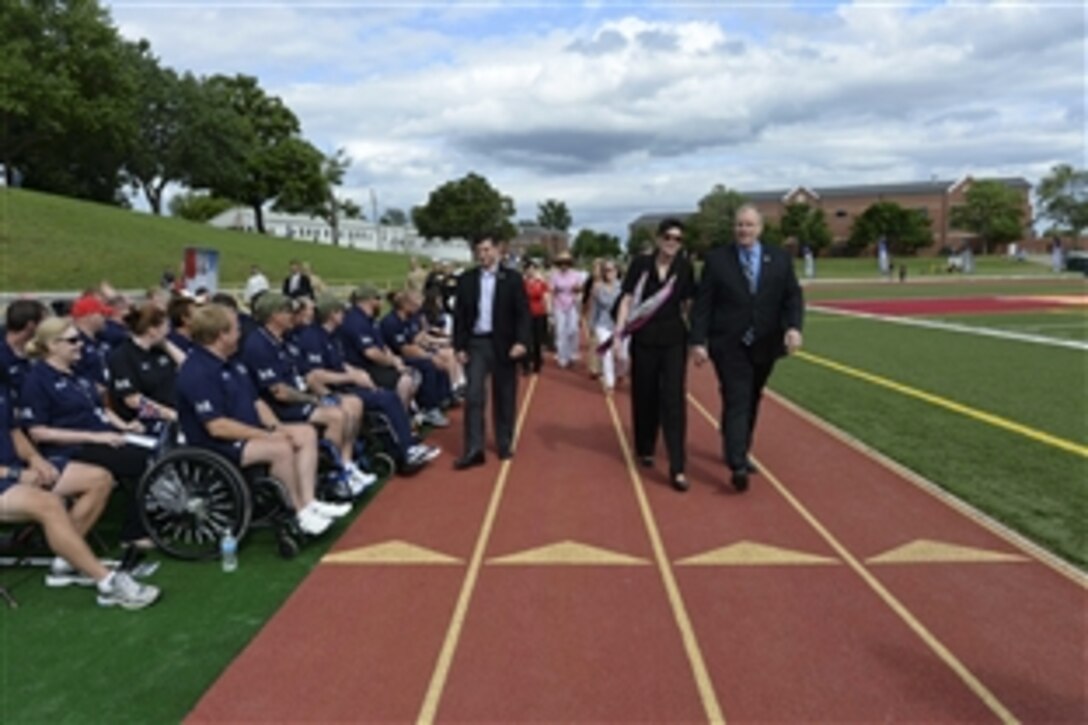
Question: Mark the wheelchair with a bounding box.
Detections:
[359,410,404,477]
[136,447,304,561]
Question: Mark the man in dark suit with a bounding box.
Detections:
[452,234,531,469]
[282,260,314,300]
[690,204,804,492]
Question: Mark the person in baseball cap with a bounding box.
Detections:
[71,295,113,320]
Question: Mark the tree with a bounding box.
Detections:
[949,180,1025,253]
[1,0,139,202]
[571,229,622,260]
[197,74,323,234]
[1037,164,1088,241]
[688,185,746,255]
[779,203,833,254]
[412,173,516,241]
[380,208,408,226]
[278,148,359,246]
[627,225,655,256]
[537,199,572,231]
[168,191,236,223]
[848,201,933,256]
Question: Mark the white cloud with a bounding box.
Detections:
[107,1,1085,236]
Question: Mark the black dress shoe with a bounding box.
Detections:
[498,448,514,461]
[453,451,486,470]
[670,473,690,492]
[731,470,749,493]
[638,455,653,468]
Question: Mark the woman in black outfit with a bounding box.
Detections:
[613,218,695,492]
[107,304,184,428]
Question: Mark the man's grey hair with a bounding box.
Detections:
[735,203,763,224]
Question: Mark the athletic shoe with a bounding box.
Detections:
[407,444,441,465]
[297,506,333,536]
[96,571,160,610]
[310,499,351,519]
[345,464,378,495]
[421,409,450,428]
[45,558,95,588]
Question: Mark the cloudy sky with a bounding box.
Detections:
[106,0,1085,237]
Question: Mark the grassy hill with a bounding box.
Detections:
[0,188,420,292]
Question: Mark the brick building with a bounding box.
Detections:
[630,176,1033,254]
[508,223,570,259]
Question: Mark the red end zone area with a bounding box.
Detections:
[817,295,1085,316]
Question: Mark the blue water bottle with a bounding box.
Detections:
[220,530,238,573]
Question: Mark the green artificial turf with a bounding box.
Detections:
[0,188,423,292]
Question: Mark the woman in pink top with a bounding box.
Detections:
[549,251,584,369]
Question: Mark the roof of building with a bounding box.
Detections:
[628,176,1031,227]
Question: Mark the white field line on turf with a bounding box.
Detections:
[808,304,1088,351]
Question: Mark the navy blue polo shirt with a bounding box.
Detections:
[240,328,312,421]
[0,387,20,466]
[167,330,195,356]
[19,362,111,458]
[176,346,262,452]
[293,324,347,375]
[72,329,108,387]
[339,306,385,369]
[0,339,31,401]
[100,319,129,349]
[379,312,415,356]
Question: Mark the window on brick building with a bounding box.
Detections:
[835,209,848,218]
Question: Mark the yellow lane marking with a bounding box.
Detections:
[867,539,1028,565]
[417,374,539,725]
[688,395,1018,724]
[766,390,1088,588]
[676,540,838,567]
[796,350,1088,459]
[487,540,649,566]
[604,394,726,724]
[322,540,462,565]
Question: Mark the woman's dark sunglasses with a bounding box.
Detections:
[58,335,82,345]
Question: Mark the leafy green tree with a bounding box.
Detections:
[380,208,408,225]
[537,199,572,231]
[1,0,138,202]
[412,173,516,241]
[779,203,832,253]
[688,185,746,255]
[167,191,237,222]
[949,180,1025,253]
[281,148,360,246]
[1037,164,1088,241]
[197,74,323,234]
[760,219,785,247]
[571,229,621,260]
[848,201,933,256]
[627,225,655,256]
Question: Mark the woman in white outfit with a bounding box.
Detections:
[590,261,623,391]
[549,251,583,369]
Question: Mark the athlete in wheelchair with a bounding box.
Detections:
[153,303,349,560]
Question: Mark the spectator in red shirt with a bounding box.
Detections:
[522,259,550,375]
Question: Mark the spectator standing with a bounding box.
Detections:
[244,265,271,305]
[521,260,550,375]
[282,259,314,300]
[549,251,583,369]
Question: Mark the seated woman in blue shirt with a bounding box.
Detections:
[21,317,157,549]
[0,381,159,608]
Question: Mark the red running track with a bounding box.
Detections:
[188,360,1086,723]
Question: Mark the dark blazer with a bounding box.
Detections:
[282,274,314,299]
[690,243,804,362]
[453,266,531,360]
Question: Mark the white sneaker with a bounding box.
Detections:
[408,444,442,465]
[45,558,96,588]
[310,499,351,519]
[96,571,161,610]
[345,464,378,495]
[297,505,333,535]
[422,409,450,428]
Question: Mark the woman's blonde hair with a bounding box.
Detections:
[190,304,235,346]
[25,317,74,359]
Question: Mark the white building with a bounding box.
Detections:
[208,207,472,262]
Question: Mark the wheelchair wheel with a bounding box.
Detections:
[372,451,397,479]
[137,448,252,561]
[276,528,301,559]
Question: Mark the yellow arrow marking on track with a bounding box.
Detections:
[867,539,1028,565]
[488,539,649,566]
[676,540,838,566]
[322,540,462,565]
